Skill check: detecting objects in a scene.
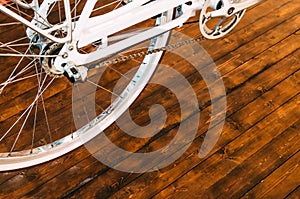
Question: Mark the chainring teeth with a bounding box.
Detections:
[199,0,246,39]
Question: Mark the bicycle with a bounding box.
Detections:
[0,0,262,171]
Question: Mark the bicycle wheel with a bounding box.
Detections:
[0,0,174,171]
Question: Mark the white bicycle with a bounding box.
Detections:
[0,0,262,171]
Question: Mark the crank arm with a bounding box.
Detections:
[209,0,263,18]
[233,0,263,14]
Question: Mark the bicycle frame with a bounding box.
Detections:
[0,0,264,171]
[0,0,262,68]
[56,0,200,67]
[0,0,200,66]
[0,0,197,42]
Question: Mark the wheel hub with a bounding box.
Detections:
[40,42,65,78]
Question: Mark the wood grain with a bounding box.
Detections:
[0,0,299,198]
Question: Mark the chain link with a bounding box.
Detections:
[93,35,206,68]
[44,35,206,78]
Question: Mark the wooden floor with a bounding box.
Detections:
[0,0,299,198]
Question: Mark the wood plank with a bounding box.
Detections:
[113,84,300,199]
[242,152,300,199]
[230,69,300,130]
[59,25,299,197]
[0,0,299,198]
[170,4,300,113]
[196,122,300,198]
[19,28,300,199]
[286,186,300,199]
[57,65,298,197]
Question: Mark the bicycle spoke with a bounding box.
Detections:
[0,36,30,48]
[0,22,22,26]
[11,0,52,28]
[30,62,43,151]
[0,75,54,143]
[0,33,54,48]
[0,41,28,56]
[14,3,28,34]
[31,98,38,151]
[87,79,122,98]
[0,0,177,170]
[75,83,90,123]
[71,0,122,21]
[0,53,61,57]
[9,71,53,153]
[0,56,36,94]
[0,69,44,87]
[108,64,131,81]
[93,0,122,13]
[9,98,35,154]
[35,61,53,144]
[113,0,122,10]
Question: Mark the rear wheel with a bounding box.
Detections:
[0,0,174,171]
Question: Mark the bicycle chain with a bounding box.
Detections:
[92,35,206,68]
[44,35,206,78]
